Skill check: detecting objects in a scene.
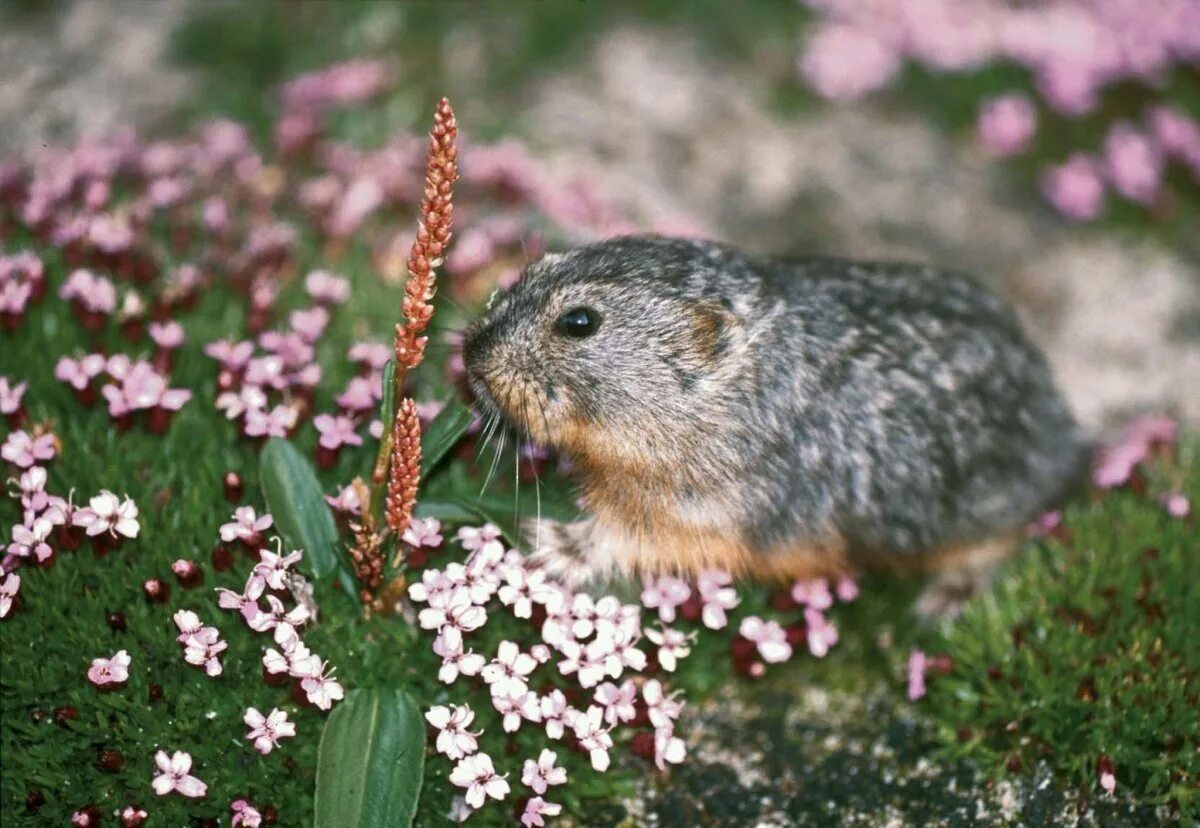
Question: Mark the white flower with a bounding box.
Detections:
[539,690,570,740]
[497,564,544,619]
[521,748,567,795]
[492,690,535,733]
[644,625,694,672]
[572,706,613,772]
[426,704,481,760]
[449,752,509,809]
[696,568,739,629]
[654,724,687,770]
[643,679,684,730]
[594,680,638,726]
[739,615,792,664]
[482,640,537,698]
[433,626,485,684]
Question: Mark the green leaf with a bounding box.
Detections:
[378,359,397,434]
[314,687,425,828]
[259,437,341,580]
[419,401,474,477]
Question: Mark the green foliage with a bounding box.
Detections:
[260,436,344,582]
[920,440,1200,816]
[314,687,425,828]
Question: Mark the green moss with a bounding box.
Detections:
[920,441,1200,817]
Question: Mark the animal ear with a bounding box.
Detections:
[684,300,737,366]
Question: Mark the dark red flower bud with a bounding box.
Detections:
[143,578,170,603]
[223,472,243,503]
[98,749,124,772]
[106,611,127,631]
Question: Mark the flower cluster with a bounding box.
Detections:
[1091,413,1189,518]
[0,251,46,331]
[797,0,1200,221]
[409,523,859,820]
[56,352,191,431]
[215,539,344,710]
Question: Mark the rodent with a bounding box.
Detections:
[463,235,1088,614]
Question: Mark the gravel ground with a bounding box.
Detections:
[529,28,1200,435]
[0,0,192,154]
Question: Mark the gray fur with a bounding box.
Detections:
[464,235,1088,565]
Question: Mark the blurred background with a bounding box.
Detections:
[2,0,1197,432]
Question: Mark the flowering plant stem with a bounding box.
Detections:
[359,98,458,605]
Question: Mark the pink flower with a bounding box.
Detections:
[104,362,192,414]
[152,750,207,798]
[301,663,345,710]
[739,616,792,663]
[520,797,563,828]
[800,23,900,102]
[791,578,833,611]
[449,752,510,809]
[696,568,739,629]
[251,543,302,590]
[305,270,351,304]
[10,517,53,562]
[203,339,254,371]
[348,341,391,370]
[641,575,691,624]
[336,376,379,412]
[149,321,185,350]
[244,707,296,755]
[0,572,20,618]
[1159,492,1190,518]
[0,376,26,415]
[426,703,481,760]
[325,483,363,516]
[263,636,322,679]
[2,429,56,468]
[835,575,859,602]
[73,490,139,538]
[88,649,131,686]
[219,506,273,543]
[231,799,263,828]
[55,354,106,391]
[907,648,928,701]
[59,269,116,314]
[1146,106,1200,168]
[183,627,227,676]
[402,516,443,548]
[1098,755,1116,794]
[314,413,363,450]
[1104,122,1163,204]
[521,748,567,795]
[1041,154,1105,221]
[805,607,839,658]
[977,94,1037,156]
[244,404,299,438]
[120,806,148,826]
[455,523,503,553]
[289,306,330,342]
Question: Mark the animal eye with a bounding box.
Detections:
[555,307,601,339]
